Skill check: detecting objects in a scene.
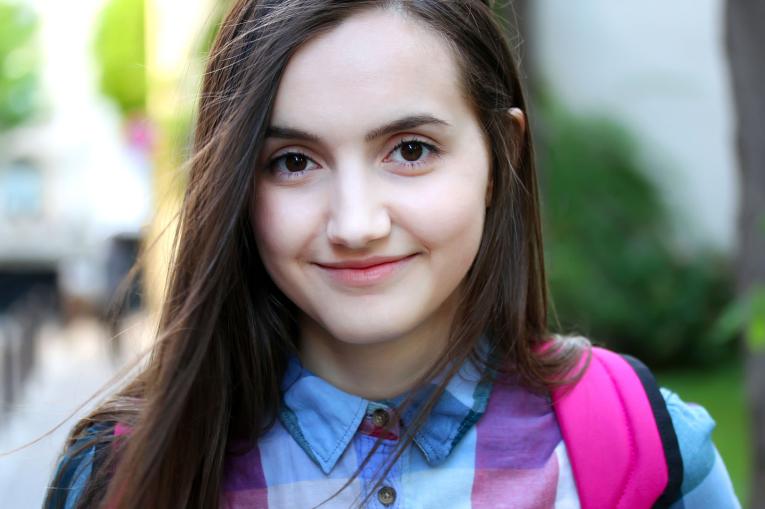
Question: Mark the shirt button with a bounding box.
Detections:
[371,408,390,427]
[377,486,396,506]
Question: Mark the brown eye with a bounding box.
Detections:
[269,151,319,178]
[400,141,423,161]
[386,139,439,170]
[285,153,308,172]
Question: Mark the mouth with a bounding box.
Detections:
[313,254,418,287]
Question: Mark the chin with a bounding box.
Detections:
[320,311,423,346]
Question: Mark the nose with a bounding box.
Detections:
[326,168,391,249]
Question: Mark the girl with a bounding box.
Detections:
[46,1,740,508]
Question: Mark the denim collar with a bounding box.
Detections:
[278,355,493,474]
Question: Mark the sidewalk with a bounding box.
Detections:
[0,315,151,508]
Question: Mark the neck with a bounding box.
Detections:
[298,298,457,401]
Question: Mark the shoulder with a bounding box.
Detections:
[45,422,116,509]
[661,388,741,508]
[553,346,740,507]
[599,348,740,506]
[660,388,716,491]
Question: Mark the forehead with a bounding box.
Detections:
[270,8,470,136]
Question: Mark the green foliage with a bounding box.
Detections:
[93,0,146,115]
[539,103,734,366]
[0,1,40,130]
[746,287,765,351]
[169,0,230,157]
[196,0,232,58]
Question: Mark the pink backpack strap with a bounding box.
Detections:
[551,347,683,509]
[114,422,131,437]
[105,423,133,509]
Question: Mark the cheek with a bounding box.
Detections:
[394,164,488,256]
[252,182,323,268]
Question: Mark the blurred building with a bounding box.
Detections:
[0,0,152,425]
[0,0,151,319]
[533,0,737,252]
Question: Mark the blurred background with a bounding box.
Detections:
[0,0,762,507]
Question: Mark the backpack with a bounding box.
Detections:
[551,347,684,509]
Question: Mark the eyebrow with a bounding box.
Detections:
[265,114,451,143]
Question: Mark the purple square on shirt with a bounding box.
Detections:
[474,377,562,470]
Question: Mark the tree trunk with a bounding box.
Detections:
[726,1,765,507]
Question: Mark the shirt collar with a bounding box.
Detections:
[279,355,493,474]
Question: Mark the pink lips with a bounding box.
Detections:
[314,254,417,287]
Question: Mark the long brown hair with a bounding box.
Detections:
[47,1,587,507]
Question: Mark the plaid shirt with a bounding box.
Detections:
[50,356,740,508]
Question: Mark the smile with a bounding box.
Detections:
[313,254,418,287]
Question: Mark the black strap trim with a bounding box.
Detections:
[621,354,684,508]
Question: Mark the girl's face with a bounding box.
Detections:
[252,8,490,346]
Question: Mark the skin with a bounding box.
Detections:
[252,8,494,399]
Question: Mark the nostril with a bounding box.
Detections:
[327,175,391,248]
[326,209,391,249]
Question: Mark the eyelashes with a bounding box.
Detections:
[269,152,319,176]
[266,138,441,180]
[386,139,440,167]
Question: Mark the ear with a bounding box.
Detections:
[485,108,527,208]
[508,107,526,137]
[508,107,526,171]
